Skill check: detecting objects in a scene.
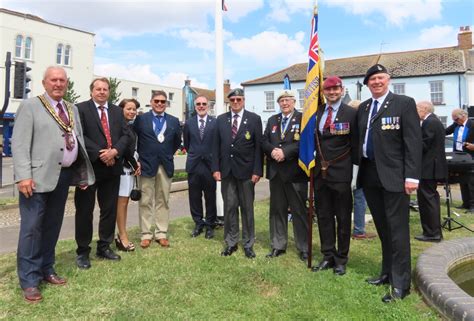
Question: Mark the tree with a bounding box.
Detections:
[108,77,122,105]
[64,78,80,103]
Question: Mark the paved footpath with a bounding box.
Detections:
[0,179,271,254]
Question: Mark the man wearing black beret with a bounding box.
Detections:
[357,64,422,302]
[212,88,263,258]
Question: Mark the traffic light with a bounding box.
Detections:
[14,61,31,99]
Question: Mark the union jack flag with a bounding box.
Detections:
[298,3,324,176]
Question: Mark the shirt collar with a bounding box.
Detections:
[232,109,244,118]
[281,111,294,119]
[44,92,63,108]
[198,114,208,122]
[326,100,341,113]
[93,100,108,109]
[372,91,390,106]
[152,111,165,118]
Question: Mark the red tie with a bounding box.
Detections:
[231,114,239,139]
[57,102,75,151]
[99,106,112,148]
[323,105,333,131]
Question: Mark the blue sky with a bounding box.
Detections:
[3,0,473,89]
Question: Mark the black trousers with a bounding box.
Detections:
[460,172,474,208]
[17,167,72,289]
[188,164,217,228]
[315,177,352,266]
[360,158,411,290]
[75,175,120,255]
[417,179,442,238]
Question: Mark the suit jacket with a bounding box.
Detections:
[134,111,182,178]
[183,115,216,174]
[212,109,263,180]
[12,96,95,192]
[446,118,474,156]
[314,103,358,182]
[76,99,130,178]
[357,92,422,192]
[123,123,138,171]
[421,113,447,180]
[262,111,307,183]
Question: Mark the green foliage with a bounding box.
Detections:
[108,77,122,105]
[64,78,80,103]
[0,200,472,319]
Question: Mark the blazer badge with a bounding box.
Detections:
[245,131,251,140]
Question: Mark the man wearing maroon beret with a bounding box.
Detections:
[311,76,358,276]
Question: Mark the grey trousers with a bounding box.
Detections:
[269,175,308,252]
[221,176,255,248]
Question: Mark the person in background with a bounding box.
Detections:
[12,66,94,302]
[115,98,141,251]
[183,96,217,239]
[347,99,375,240]
[446,108,474,213]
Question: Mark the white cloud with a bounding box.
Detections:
[228,31,307,65]
[267,0,312,22]
[417,25,458,48]
[224,0,265,23]
[94,63,208,88]
[322,0,442,26]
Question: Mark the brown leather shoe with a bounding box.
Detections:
[157,238,170,248]
[352,232,377,240]
[43,274,67,285]
[140,239,152,249]
[23,287,42,303]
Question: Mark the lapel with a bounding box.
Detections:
[234,110,248,140]
[202,116,213,141]
[145,111,156,135]
[360,100,372,131]
[89,100,106,137]
[372,92,393,122]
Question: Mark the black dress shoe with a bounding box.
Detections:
[382,287,410,303]
[244,247,256,259]
[299,252,309,261]
[190,226,204,238]
[96,248,121,261]
[366,274,389,286]
[76,255,91,269]
[455,204,469,209]
[414,235,442,242]
[205,227,214,239]
[221,245,238,256]
[311,260,334,272]
[266,249,286,258]
[333,265,346,276]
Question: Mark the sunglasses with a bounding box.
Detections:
[196,102,208,106]
[153,99,167,104]
[229,97,243,102]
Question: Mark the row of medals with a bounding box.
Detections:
[381,117,400,130]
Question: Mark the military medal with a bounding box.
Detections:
[395,117,400,130]
[158,133,165,143]
[390,117,395,130]
[381,118,387,130]
[245,131,251,140]
[294,131,300,141]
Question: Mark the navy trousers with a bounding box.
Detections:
[17,167,72,289]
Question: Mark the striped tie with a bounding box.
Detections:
[231,114,239,139]
[199,118,205,140]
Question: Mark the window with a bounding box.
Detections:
[15,35,23,58]
[24,37,32,59]
[168,92,174,101]
[132,87,138,97]
[430,81,444,105]
[64,45,71,66]
[264,91,275,111]
[439,116,447,128]
[298,89,305,109]
[57,44,63,64]
[392,83,405,95]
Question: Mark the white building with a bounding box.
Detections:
[242,27,474,128]
[0,8,95,114]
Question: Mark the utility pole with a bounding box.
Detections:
[1,52,12,188]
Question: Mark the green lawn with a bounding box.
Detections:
[1,200,473,320]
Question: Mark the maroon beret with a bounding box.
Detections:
[323,76,343,89]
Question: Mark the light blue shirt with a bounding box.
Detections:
[318,100,341,133]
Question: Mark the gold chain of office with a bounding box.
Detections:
[38,95,74,133]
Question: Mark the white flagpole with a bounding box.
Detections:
[215,0,224,218]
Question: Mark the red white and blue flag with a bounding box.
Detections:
[222,0,228,11]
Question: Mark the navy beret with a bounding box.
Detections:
[363,64,388,85]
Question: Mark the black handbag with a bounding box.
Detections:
[130,175,141,201]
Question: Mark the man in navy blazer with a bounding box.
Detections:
[212,88,263,258]
[357,64,422,303]
[183,95,217,239]
[134,90,182,248]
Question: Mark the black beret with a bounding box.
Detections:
[363,64,388,85]
[227,88,244,98]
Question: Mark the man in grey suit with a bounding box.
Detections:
[12,66,95,303]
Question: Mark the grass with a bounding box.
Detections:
[0,200,473,320]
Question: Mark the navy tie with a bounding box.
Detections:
[154,115,164,135]
[366,100,378,160]
[281,117,288,131]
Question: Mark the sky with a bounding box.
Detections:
[3,0,473,90]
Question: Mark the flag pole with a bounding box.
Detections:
[307,168,314,268]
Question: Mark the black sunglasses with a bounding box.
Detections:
[229,98,243,102]
[153,99,167,104]
[196,102,208,106]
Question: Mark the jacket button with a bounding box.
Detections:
[230,155,233,158]
[58,162,62,165]
[62,134,65,137]
[231,144,233,147]
[60,148,64,151]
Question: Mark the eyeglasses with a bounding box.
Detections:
[153,99,167,104]
[196,102,207,106]
[229,97,243,103]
